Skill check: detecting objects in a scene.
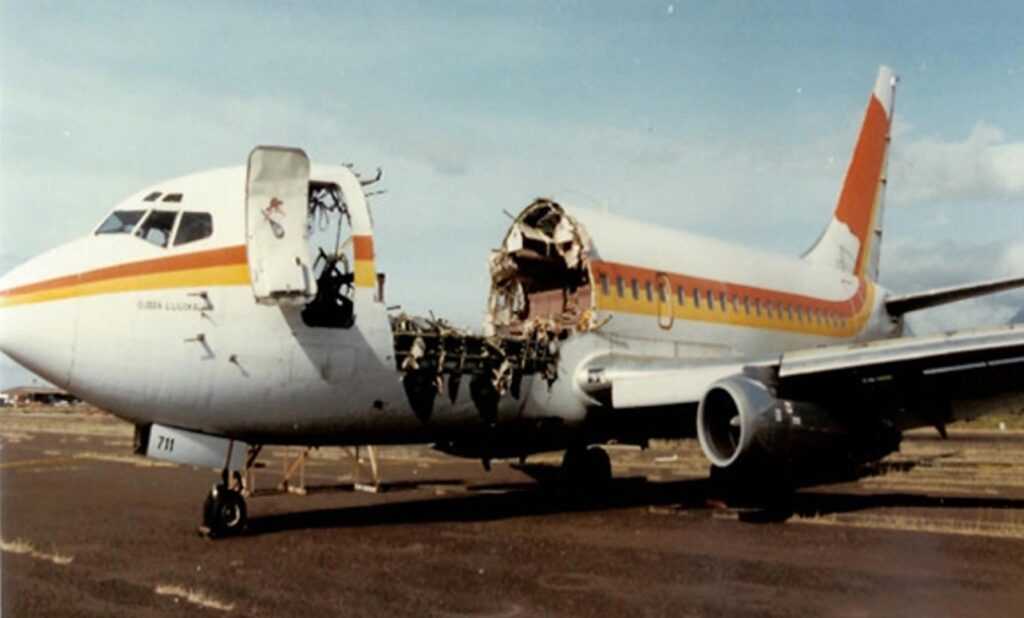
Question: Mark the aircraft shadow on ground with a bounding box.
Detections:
[243,460,1024,537]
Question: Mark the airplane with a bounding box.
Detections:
[2,66,1023,537]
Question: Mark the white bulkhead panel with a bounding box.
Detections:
[246,146,317,304]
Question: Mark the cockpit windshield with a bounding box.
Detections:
[94,206,214,249]
[96,210,146,235]
[134,210,179,248]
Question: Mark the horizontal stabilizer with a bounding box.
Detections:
[885,275,1024,316]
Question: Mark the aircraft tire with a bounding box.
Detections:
[202,485,247,538]
[708,463,794,512]
[585,447,612,485]
[562,445,612,487]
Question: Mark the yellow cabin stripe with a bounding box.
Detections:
[594,281,874,338]
[0,264,251,308]
[354,259,376,288]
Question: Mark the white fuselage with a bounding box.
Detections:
[0,171,897,447]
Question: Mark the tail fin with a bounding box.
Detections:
[803,66,897,281]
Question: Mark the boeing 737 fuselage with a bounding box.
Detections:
[2,67,1022,536]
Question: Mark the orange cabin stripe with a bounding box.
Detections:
[0,245,248,299]
[353,235,374,260]
[590,260,868,317]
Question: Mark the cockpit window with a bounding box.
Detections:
[134,210,179,248]
[173,212,213,246]
[96,210,146,235]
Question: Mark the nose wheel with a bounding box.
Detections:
[201,484,247,538]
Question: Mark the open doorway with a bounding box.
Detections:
[301,181,356,329]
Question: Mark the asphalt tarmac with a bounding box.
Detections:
[2,410,1024,617]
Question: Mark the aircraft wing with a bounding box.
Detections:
[586,326,1024,418]
[768,325,1024,407]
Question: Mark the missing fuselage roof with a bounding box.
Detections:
[487,199,595,338]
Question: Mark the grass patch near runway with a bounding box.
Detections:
[792,512,1024,540]
[154,584,235,611]
[73,451,177,468]
[0,537,74,565]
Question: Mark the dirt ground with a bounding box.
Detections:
[2,408,1024,617]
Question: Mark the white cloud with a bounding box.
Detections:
[889,122,1024,206]
[881,238,1024,334]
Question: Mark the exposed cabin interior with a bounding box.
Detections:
[487,199,595,339]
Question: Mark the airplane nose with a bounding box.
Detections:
[0,250,80,389]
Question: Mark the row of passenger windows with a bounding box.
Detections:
[597,273,849,328]
[95,209,214,248]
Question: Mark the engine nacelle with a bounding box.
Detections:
[697,375,898,477]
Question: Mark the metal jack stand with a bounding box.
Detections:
[347,445,382,493]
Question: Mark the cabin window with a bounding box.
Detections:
[174,212,214,246]
[676,285,685,306]
[161,193,183,203]
[645,281,653,302]
[657,282,667,303]
[599,273,610,296]
[616,276,625,297]
[743,296,751,314]
[693,288,701,308]
[731,295,739,312]
[785,304,794,321]
[143,191,162,202]
[765,301,774,318]
[753,298,761,316]
[796,306,804,322]
[719,292,728,311]
[135,210,179,248]
[706,289,715,310]
[631,278,639,300]
[96,210,146,235]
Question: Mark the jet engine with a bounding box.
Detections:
[696,375,900,483]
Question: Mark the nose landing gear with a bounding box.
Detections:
[202,484,247,538]
[199,441,260,538]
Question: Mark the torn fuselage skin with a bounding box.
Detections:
[486,199,600,341]
[387,201,601,458]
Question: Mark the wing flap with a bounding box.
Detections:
[775,325,1024,407]
[779,326,1024,378]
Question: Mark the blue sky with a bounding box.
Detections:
[2,2,1023,387]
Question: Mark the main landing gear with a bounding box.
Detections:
[561,444,612,487]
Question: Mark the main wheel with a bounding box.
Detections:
[585,447,612,485]
[202,485,247,537]
[708,463,794,512]
[562,445,612,487]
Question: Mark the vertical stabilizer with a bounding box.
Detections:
[803,66,897,281]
